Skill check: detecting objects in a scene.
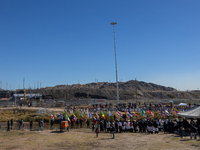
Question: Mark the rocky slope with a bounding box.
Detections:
[2,80,200,100]
[29,80,178,100]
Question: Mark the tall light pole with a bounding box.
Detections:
[111,22,119,103]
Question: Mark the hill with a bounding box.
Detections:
[2,80,200,100]
[32,80,177,100]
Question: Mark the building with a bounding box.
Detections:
[10,93,42,101]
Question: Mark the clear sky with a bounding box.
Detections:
[0,0,200,91]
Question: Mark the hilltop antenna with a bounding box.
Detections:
[23,77,25,89]
[37,81,39,89]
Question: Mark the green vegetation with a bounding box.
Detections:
[167,93,176,98]
[0,107,185,123]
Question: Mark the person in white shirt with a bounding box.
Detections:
[126,121,130,132]
[118,121,122,133]
[122,122,125,132]
[106,121,110,132]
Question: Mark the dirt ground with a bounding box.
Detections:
[0,129,200,150]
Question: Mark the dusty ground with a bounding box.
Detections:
[0,129,200,150]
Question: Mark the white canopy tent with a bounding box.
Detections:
[177,103,188,106]
[176,106,200,118]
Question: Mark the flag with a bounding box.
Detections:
[97,108,100,113]
[141,108,144,116]
[174,108,178,111]
[132,111,139,119]
[60,113,64,120]
[128,110,133,118]
[66,114,71,122]
[151,111,154,117]
[125,111,128,118]
[148,110,154,117]
[160,111,165,118]
[108,110,111,117]
[73,114,77,123]
[174,108,179,114]
[101,111,106,120]
[174,110,178,114]
[88,112,92,119]
[134,113,140,119]
[80,113,82,118]
[93,117,97,123]
[81,117,84,121]
[140,108,147,117]
[96,112,99,119]
[148,110,151,115]
[66,114,69,120]
[117,111,123,117]
[165,109,170,116]
[51,114,54,121]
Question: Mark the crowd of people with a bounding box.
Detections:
[87,117,200,140]
[5,116,200,140]
[4,101,200,140]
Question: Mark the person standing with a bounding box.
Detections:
[95,127,99,137]
[51,119,54,129]
[130,121,133,132]
[11,119,13,130]
[7,121,10,132]
[76,119,79,129]
[71,120,74,129]
[115,121,118,133]
[104,119,106,132]
[21,119,23,130]
[111,124,115,139]
[154,120,159,134]
[118,120,122,133]
[106,121,110,132]
[18,120,21,130]
[30,121,33,130]
[195,125,200,140]
[41,120,44,131]
[122,122,125,133]
[86,119,90,128]
[92,122,95,131]
[80,119,82,128]
[39,120,43,131]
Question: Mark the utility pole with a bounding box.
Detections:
[111,22,119,104]
[6,82,8,98]
[23,77,25,89]
[15,90,16,106]
[135,78,137,106]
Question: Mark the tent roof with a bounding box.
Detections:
[176,106,200,118]
[177,103,188,106]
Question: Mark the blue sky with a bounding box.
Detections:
[0,0,200,91]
